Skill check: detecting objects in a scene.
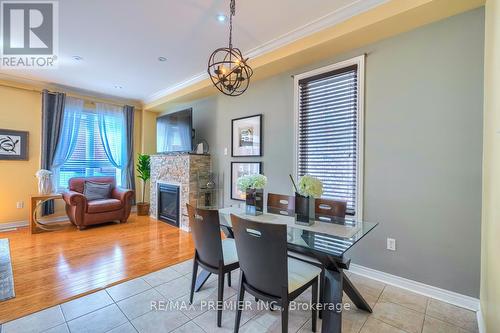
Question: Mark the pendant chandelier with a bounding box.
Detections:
[207,0,253,96]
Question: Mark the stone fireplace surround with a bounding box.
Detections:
[150,153,211,231]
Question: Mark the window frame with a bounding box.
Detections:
[293,55,365,218]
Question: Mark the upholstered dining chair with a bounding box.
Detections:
[315,198,347,222]
[231,214,320,333]
[267,193,295,216]
[186,204,239,327]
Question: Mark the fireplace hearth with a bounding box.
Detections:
[157,183,180,227]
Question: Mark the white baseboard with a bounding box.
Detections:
[42,216,69,223]
[0,220,28,230]
[349,263,480,312]
[0,216,69,231]
[476,306,486,333]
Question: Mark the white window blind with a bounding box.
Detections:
[56,110,122,188]
[297,64,359,215]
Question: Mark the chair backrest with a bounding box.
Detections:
[186,204,223,269]
[68,176,116,194]
[315,198,347,221]
[231,214,288,297]
[267,193,294,216]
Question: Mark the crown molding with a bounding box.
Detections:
[144,0,388,106]
[245,0,389,59]
[0,73,143,108]
[144,72,207,106]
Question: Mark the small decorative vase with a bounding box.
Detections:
[245,188,263,216]
[38,175,53,194]
[295,193,315,226]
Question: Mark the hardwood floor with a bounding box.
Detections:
[0,214,194,324]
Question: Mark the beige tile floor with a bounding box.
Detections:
[1,259,479,333]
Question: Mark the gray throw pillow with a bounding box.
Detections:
[83,181,111,201]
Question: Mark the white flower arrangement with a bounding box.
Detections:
[35,169,52,179]
[297,175,323,198]
[237,174,267,191]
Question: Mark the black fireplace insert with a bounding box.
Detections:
[157,183,180,227]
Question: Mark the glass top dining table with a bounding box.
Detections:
[218,206,378,259]
[213,205,378,333]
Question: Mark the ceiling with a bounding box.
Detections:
[0,0,386,104]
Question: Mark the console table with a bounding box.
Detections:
[29,194,70,234]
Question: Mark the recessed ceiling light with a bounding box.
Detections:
[216,14,227,22]
[158,56,167,62]
[72,55,83,61]
[114,85,123,89]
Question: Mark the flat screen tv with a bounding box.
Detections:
[157,108,193,153]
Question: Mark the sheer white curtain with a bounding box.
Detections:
[52,97,84,189]
[96,102,126,184]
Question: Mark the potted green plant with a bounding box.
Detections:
[136,154,151,216]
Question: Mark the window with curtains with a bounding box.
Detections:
[53,99,126,189]
[295,56,364,216]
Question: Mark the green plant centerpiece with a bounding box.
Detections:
[237,174,267,216]
[136,154,151,216]
[290,174,323,225]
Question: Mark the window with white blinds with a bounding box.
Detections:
[56,110,122,188]
[296,58,363,216]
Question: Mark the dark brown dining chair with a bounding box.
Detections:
[231,215,320,333]
[186,204,239,327]
[315,198,347,222]
[267,193,295,216]
[289,198,347,319]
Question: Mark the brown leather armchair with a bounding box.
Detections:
[62,176,134,230]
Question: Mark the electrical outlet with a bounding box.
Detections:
[16,201,24,209]
[387,238,396,251]
[224,147,228,155]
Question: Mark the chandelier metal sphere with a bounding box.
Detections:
[207,0,253,96]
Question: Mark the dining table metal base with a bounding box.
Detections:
[322,267,343,333]
[193,265,372,333]
[194,269,212,292]
[342,271,373,312]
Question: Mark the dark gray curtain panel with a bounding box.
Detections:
[41,90,66,215]
[123,105,136,204]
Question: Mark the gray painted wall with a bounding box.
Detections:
[161,8,484,297]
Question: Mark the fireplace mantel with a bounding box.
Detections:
[150,154,211,231]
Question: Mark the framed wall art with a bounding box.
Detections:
[231,114,262,157]
[0,129,29,161]
[230,161,262,201]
